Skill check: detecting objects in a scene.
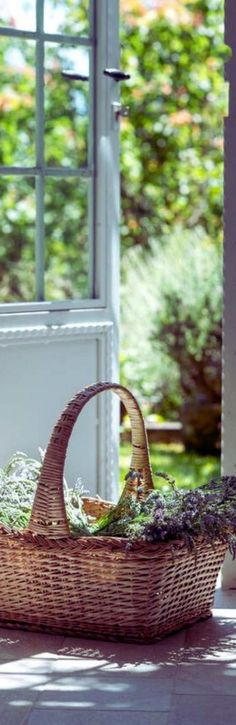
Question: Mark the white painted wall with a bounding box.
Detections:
[0,322,117,500]
[0,334,97,491]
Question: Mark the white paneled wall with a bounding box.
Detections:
[0,322,118,501]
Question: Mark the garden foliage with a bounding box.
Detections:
[120,0,225,449]
[121,227,222,451]
[120,0,225,249]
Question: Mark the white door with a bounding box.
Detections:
[0,0,121,500]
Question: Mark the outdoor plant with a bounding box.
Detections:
[0,451,90,532]
[0,451,236,558]
[121,227,222,452]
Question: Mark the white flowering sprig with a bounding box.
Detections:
[0,452,41,528]
[0,451,91,533]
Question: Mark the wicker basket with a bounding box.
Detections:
[0,382,226,643]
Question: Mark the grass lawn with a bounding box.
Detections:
[119,441,221,491]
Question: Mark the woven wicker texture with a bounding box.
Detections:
[0,382,227,643]
[27,382,153,537]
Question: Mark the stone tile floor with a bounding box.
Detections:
[0,580,236,725]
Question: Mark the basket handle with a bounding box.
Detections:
[27,382,153,537]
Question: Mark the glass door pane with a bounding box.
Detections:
[44,44,90,167]
[0,0,95,306]
[0,0,36,31]
[0,39,35,166]
[44,0,90,36]
[0,176,35,302]
[44,176,90,300]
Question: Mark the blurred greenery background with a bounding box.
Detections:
[119,0,225,486]
[119,442,221,491]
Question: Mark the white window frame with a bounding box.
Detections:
[0,0,120,329]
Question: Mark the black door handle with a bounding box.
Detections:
[61,72,89,81]
[103,68,130,82]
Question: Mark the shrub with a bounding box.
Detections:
[120,0,225,251]
[121,226,222,451]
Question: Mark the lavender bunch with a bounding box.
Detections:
[139,475,236,555]
[100,471,236,555]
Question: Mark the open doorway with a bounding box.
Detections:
[119,0,224,491]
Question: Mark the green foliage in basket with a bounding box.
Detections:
[1,453,236,557]
[0,451,90,533]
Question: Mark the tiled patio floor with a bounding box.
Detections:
[0,581,236,725]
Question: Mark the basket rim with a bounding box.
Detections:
[0,521,227,558]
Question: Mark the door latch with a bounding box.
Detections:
[104,68,131,82]
[112,102,130,121]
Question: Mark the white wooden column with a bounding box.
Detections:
[221,0,236,587]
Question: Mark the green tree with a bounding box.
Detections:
[120,0,225,249]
